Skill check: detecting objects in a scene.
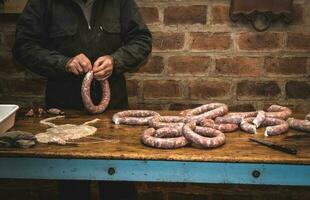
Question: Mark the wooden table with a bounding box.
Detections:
[0,110,309,186]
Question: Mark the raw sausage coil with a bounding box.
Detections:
[253,110,266,128]
[240,117,257,134]
[81,71,110,114]
[141,128,189,149]
[287,118,310,133]
[263,117,289,136]
[215,111,257,124]
[182,121,226,148]
[149,116,190,129]
[154,127,183,138]
[181,103,228,121]
[199,118,238,133]
[265,105,292,120]
[112,110,160,125]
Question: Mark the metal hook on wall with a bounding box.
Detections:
[229,0,294,32]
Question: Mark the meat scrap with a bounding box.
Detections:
[36,116,100,145]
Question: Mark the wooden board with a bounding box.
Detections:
[0,110,309,164]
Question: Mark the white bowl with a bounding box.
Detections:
[0,105,19,134]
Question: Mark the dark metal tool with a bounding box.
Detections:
[249,137,297,155]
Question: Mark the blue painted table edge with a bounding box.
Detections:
[0,157,309,186]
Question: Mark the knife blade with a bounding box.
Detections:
[249,137,297,155]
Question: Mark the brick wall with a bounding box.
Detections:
[126,0,310,112]
[0,0,310,199]
[0,0,309,111]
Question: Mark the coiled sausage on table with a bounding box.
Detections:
[215,111,257,124]
[149,116,190,129]
[112,110,160,125]
[182,121,226,148]
[199,118,238,133]
[148,116,189,139]
[240,117,257,134]
[253,110,266,128]
[263,118,289,136]
[180,103,228,121]
[287,118,310,133]
[239,117,289,136]
[141,128,189,149]
[81,71,110,114]
[265,105,292,120]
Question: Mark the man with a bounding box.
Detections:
[13,0,152,199]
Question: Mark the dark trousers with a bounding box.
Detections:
[58,180,137,200]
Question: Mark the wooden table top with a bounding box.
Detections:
[0,110,309,164]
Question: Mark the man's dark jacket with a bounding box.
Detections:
[13,0,152,109]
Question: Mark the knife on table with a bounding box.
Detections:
[249,137,297,155]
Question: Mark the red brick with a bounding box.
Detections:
[265,57,307,75]
[287,33,310,50]
[169,103,203,111]
[237,32,282,50]
[215,57,262,76]
[137,56,164,74]
[126,80,139,97]
[286,81,310,99]
[189,80,231,100]
[164,5,207,25]
[152,32,185,50]
[211,5,230,24]
[237,81,281,100]
[139,7,159,24]
[129,102,169,110]
[143,80,181,98]
[190,32,231,50]
[168,56,210,74]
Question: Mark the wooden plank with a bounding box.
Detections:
[0,110,309,164]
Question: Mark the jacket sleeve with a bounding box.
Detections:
[12,0,71,79]
[111,0,152,74]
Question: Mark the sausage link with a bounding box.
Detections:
[81,71,110,114]
[215,111,257,125]
[253,110,266,128]
[149,116,190,129]
[240,117,256,134]
[265,105,292,120]
[263,117,289,136]
[180,103,228,121]
[199,118,238,133]
[287,118,310,133]
[112,110,160,125]
[141,128,189,149]
[182,121,226,148]
[154,127,183,138]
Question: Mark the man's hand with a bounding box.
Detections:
[93,55,114,81]
[65,53,92,75]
